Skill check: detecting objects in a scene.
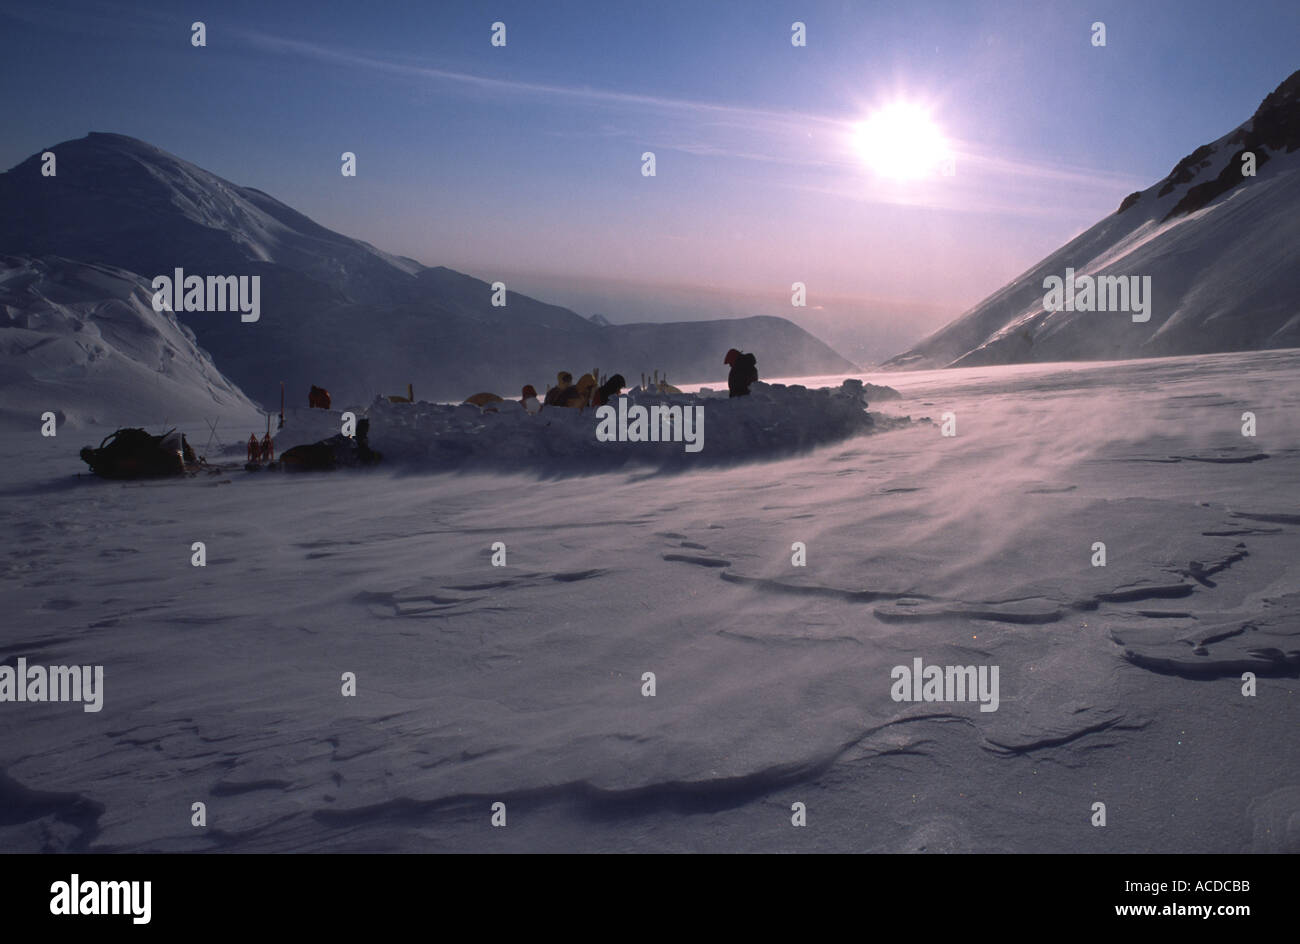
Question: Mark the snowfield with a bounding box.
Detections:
[1,351,1297,853]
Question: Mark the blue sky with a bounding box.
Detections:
[2,0,1297,350]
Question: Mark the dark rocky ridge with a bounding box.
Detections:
[1114,69,1300,219]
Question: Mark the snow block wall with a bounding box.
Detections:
[364,380,906,473]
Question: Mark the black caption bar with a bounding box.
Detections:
[0,854,1286,932]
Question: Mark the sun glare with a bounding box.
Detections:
[852,102,951,180]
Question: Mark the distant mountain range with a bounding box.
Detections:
[0,133,855,409]
[884,68,1300,370]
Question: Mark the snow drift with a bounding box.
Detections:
[0,255,259,431]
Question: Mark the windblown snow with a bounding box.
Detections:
[1,350,1296,853]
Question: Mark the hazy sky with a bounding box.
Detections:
[2,0,1297,358]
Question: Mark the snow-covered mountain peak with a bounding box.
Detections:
[884,68,1300,370]
[0,132,423,303]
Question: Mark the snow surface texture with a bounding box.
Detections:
[887,69,1300,369]
[0,255,258,432]
[1,350,1296,852]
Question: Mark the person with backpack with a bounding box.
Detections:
[569,373,598,409]
[544,371,575,407]
[724,348,758,397]
[591,374,626,407]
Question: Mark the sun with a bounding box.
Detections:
[852,102,951,180]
